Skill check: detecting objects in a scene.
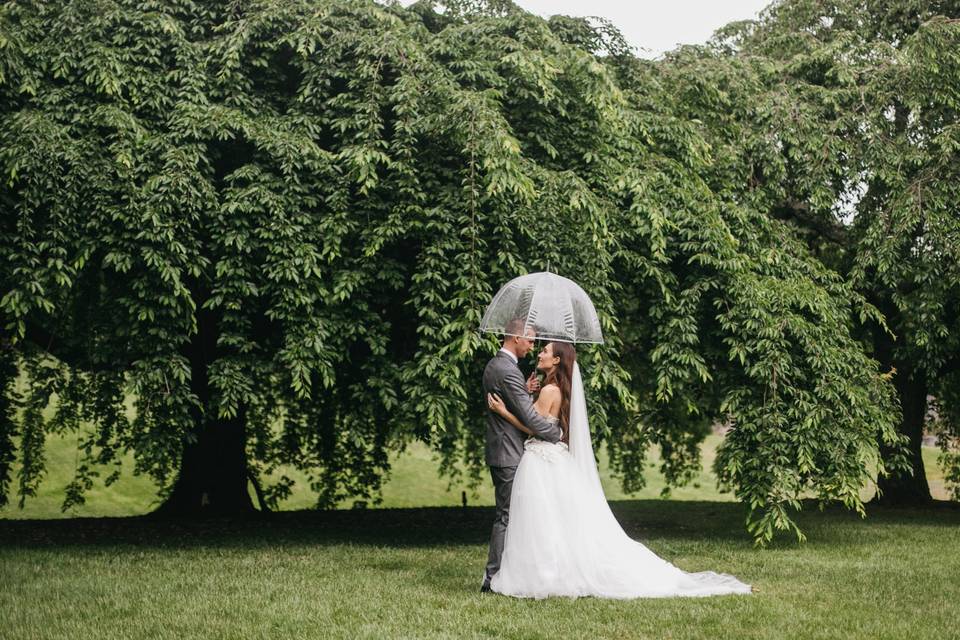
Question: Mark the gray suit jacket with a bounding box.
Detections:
[483,351,563,467]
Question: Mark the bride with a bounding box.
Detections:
[486,341,752,599]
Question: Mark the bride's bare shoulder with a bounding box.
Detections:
[539,384,560,398]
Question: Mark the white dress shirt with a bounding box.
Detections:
[498,347,518,364]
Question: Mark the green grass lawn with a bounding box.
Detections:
[2,501,958,639]
[2,381,958,639]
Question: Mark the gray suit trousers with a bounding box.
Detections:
[485,464,517,579]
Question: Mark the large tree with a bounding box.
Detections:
[673,0,960,504]
[0,0,910,544]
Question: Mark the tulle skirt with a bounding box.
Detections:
[490,440,752,599]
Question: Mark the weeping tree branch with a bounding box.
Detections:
[20,319,129,374]
[771,199,849,245]
[941,354,960,377]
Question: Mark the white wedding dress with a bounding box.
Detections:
[490,362,752,599]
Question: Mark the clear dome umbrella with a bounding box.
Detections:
[479,272,604,344]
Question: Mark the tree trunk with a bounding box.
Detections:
[871,307,932,506]
[153,408,255,516]
[875,370,932,505]
[152,280,256,517]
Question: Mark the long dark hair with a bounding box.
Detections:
[544,341,576,444]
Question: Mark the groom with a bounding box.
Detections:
[480,319,563,593]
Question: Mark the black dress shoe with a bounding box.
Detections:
[480,576,492,593]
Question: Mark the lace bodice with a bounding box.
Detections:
[524,414,568,462]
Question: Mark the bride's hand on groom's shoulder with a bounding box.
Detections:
[487,392,507,416]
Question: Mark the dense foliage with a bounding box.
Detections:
[684,0,960,503]
[4,0,951,544]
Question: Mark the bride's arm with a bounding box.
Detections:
[487,393,535,436]
[488,385,559,437]
[498,367,563,443]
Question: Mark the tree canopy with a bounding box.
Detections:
[4,0,955,545]
[685,0,960,503]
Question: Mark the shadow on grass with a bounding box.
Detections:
[1,499,957,551]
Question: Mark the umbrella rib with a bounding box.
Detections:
[525,274,543,336]
[563,288,577,342]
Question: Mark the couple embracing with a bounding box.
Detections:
[480,319,752,599]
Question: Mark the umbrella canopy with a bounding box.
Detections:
[479,272,604,344]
